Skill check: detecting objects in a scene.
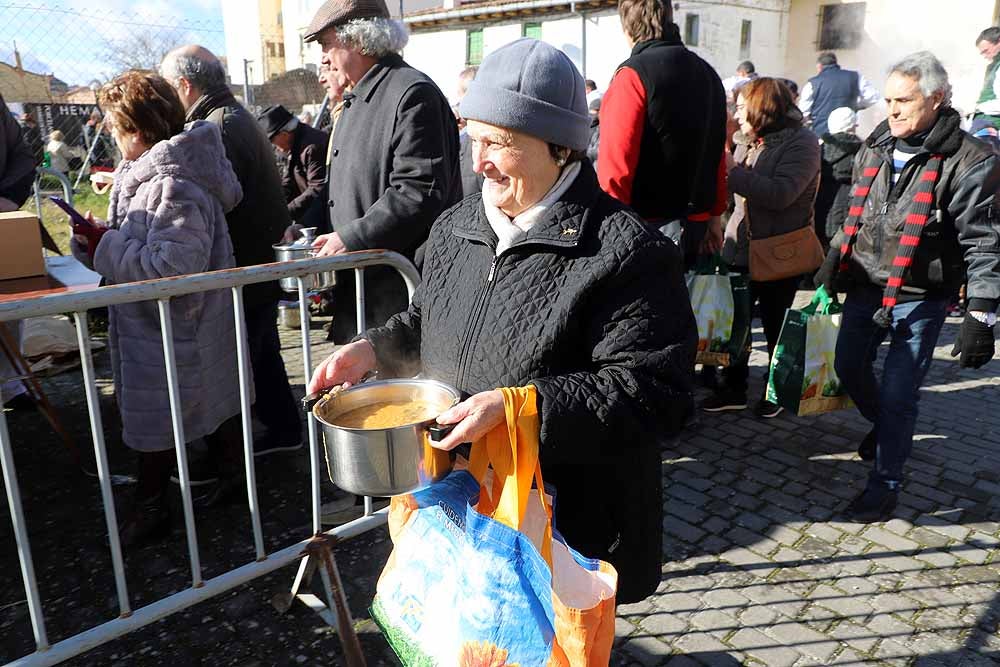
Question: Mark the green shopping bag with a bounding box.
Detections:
[686,256,750,367]
[766,285,853,416]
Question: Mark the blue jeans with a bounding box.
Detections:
[834,290,948,489]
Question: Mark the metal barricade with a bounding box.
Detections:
[0,252,420,666]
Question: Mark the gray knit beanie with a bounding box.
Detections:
[459,38,589,152]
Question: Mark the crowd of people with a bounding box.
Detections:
[1,0,998,609]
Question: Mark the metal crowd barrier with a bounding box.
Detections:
[0,251,420,666]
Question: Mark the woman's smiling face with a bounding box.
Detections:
[466,119,561,218]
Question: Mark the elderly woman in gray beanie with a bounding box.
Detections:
[308,38,697,603]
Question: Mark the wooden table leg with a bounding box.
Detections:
[0,322,80,465]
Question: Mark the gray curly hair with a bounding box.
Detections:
[334,18,409,57]
[889,51,952,107]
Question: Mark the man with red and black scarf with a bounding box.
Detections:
[817,52,1000,522]
[598,0,727,267]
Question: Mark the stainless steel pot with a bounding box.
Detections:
[306,379,459,496]
[273,227,336,293]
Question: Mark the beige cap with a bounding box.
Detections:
[303,0,390,42]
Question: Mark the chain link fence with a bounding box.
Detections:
[2,2,327,250]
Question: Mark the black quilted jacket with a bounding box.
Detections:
[364,162,697,602]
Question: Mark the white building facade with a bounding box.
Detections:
[397,0,1000,123]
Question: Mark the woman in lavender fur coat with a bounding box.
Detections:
[72,71,245,546]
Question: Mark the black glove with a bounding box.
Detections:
[951,313,996,369]
[814,247,841,295]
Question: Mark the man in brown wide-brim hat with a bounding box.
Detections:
[306,0,460,344]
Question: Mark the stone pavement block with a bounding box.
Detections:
[861,526,921,553]
[701,587,750,613]
[700,516,730,534]
[913,549,958,568]
[912,608,966,635]
[951,565,1000,586]
[795,536,839,559]
[837,575,879,595]
[729,526,780,556]
[669,484,712,507]
[639,612,688,639]
[882,518,914,536]
[764,620,841,663]
[874,636,916,661]
[699,535,731,554]
[741,581,808,618]
[618,598,656,617]
[651,591,703,616]
[737,603,778,629]
[666,517,708,544]
[667,499,710,525]
[908,527,953,548]
[808,584,872,620]
[623,636,673,666]
[616,616,637,640]
[769,525,806,547]
[827,619,880,653]
[953,546,992,565]
[875,554,926,575]
[668,574,717,595]
[871,592,920,618]
[768,567,818,598]
[727,627,802,667]
[671,631,731,657]
[899,581,965,610]
[688,609,739,633]
[772,547,805,565]
[734,511,770,534]
[720,547,775,577]
[835,534,870,556]
[805,523,843,545]
[867,611,917,639]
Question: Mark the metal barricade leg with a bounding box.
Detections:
[0,399,49,650]
[72,311,131,617]
[353,268,374,517]
[297,278,321,537]
[231,287,266,561]
[156,298,203,588]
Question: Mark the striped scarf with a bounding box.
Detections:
[837,152,944,327]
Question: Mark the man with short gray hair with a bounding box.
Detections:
[817,51,1000,522]
[305,0,460,342]
[160,45,303,474]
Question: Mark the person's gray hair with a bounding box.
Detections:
[281,116,299,134]
[333,17,409,57]
[889,51,952,107]
[160,52,227,92]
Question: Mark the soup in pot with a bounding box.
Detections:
[333,400,441,429]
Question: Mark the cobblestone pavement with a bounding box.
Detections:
[1,301,998,666]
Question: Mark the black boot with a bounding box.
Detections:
[196,416,246,509]
[858,428,877,461]
[120,450,172,548]
[843,484,898,523]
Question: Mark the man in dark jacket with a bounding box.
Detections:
[598,0,726,268]
[306,0,460,343]
[161,45,302,460]
[817,52,1000,522]
[258,105,329,231]
[815,107,863,250]
[1,93,37,212]
[800,52,880,136]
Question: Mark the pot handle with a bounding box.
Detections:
[301,370,379,412]
[427,423,455,442]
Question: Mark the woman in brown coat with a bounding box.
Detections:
[703,77,821,418]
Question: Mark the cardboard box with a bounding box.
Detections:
[0,211,46,281]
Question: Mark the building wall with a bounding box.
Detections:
[0,63,53,103]
[260,0,288,80]
[785,0,996,135]
[405,29,468,102]
[675,0,789,80]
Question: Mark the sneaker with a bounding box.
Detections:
[253,431,303,457]
[858,428,877,461]
[753,399,783,419]
[843,484,898,523]
[701,391,748,413]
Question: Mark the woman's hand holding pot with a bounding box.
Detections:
[307,339,377,395]
[431,389,505,451]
